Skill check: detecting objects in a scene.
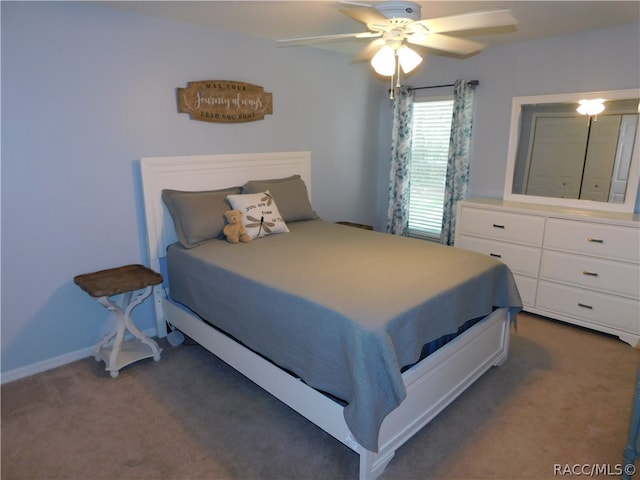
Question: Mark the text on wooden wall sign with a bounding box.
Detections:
[177,81,273,123]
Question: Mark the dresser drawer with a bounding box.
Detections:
[456,235,541,277]
[537,281,640,333]
[513,274,537,308]
[544,218,640,263]
[540,250,640,299]
[457,207,545,247]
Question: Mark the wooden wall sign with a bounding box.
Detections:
[177,80,273,123]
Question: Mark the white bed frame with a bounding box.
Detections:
[140,151,512,480]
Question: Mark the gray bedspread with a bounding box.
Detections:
[167,220,522,452]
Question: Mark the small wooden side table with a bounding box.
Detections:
[74,264,163,378]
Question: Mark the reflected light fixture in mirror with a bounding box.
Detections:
[577,98,605,116]
[504,88,640,214]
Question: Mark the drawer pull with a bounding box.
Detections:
[578,303,593,310]
[492,224,505,229]
[489,253,502,258]
[587,237,604,244]
[582,271,599,277]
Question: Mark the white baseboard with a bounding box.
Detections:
[1,346,94,384]
[1,328,157,384]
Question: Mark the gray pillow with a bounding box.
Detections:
[162,187,241,248]
[242,175,318,222]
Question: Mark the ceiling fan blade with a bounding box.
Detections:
[351,38,386,63]
[277,31,380,47]
[414,9,517,34]
[339,2,389,28]
[408,33,486,56]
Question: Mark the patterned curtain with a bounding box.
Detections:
[386,86,415,235]
[440,80,477,245]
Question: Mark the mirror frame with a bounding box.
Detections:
[504,88,640,213]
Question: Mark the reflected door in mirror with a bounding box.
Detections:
[526,116,588,199]
[609,115,639,203]
[520,110,638,202]
[505,90,640,214]
[581,115,622,201]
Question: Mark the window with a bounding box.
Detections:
[407,96,454,240]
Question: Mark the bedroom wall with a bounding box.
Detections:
[1,1,386,378]
[374,22,640,218]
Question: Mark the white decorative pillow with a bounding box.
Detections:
[226,191,289,239]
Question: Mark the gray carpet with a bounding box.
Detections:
[2,313,639,480]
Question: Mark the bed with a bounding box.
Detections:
[140,151,522,479]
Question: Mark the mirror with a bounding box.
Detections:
[504,89,640,213]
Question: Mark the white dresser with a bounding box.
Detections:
[454,198,640,347]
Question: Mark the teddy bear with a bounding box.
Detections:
[223,210,252,243]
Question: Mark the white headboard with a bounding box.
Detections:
[140,151,312,337]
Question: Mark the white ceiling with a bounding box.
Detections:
[96,1,640,57]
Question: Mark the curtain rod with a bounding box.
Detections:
[409,80,479,91]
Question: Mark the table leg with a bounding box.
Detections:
[117,287,162,358]
[95,286,162,377]
[93,330,117,359]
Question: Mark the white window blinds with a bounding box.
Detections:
[408,98,454,239]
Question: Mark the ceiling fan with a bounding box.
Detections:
[277,1,517,93]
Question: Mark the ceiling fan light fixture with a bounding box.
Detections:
[371,44,423,77]
[577,98,605,116]
[371,45,397,76]
[397,45,422,73]
[278,2,517,96]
